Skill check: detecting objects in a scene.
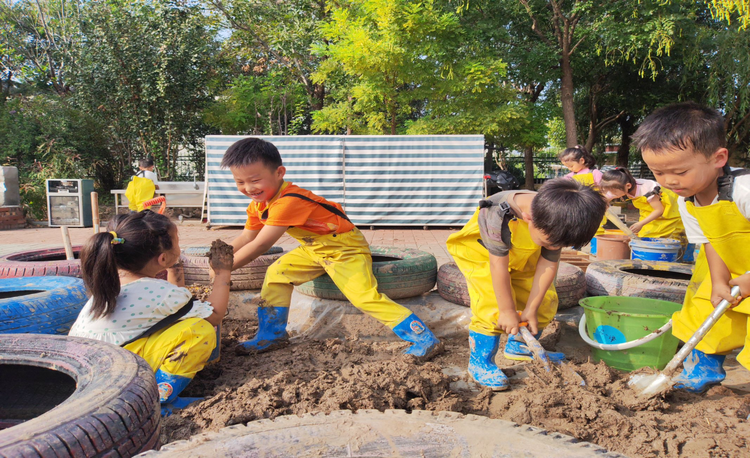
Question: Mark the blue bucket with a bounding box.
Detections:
[590,237,598,256]
[681,243,698,262]
[629,237,682,262]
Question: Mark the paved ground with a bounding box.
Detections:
[0,221,456,266]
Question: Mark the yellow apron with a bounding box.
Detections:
[258,227,412,328]
[446,208,558,336]
[125,174,156,212]
[124,317,216,378]
[571,172,606,236]
[672,200,750,368]
[631,187,685,239]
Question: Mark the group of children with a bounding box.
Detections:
[68,101,750,414]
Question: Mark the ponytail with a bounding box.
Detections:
[600,167,637,194]
[80,211,176,319]
[559,145,596,169]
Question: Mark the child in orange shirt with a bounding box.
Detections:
[221,138,440,358]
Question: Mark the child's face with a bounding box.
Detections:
[642,147,727,198]
[603,189,626,202]
[164,227,181,267]
[230,162,286,203]
[561,156,586,173]
[527,221,562,251]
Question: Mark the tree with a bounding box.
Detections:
[72,0,221,182]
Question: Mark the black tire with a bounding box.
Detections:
[0,334,160,457]
[0,247,82,279]
[181,247,285,291]
[0,276,88,335]
[437,262,470,307]
[295,246,437,300]
[556,263,586,310]
[141,409,625,457]
[437,262,585,310]
[585,259,694,303]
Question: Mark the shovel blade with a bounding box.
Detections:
[628,373,673,398]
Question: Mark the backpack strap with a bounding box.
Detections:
[478,199,514,249]
[120,298,195,347]
[642,185,662,199]
[717,166,750,202]
[260,192,352,223]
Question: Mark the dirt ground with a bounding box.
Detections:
[163,312,750,458]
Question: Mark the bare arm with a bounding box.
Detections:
[166,260,185,287]
[233,225,289,270]
[203,243,234,327]
[632,195,664,233]
[489,253,521,334]
[231,229,259,253]
[519,256,559,334]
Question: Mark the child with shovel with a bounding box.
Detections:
[446,178,607,390]
[633,101,750,393]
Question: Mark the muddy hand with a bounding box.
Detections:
[208,239,234,272]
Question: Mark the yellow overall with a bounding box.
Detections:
[124,317,216,378]
[446,209,558,336]
[258,227,413,328]
[631,188,685,239]
[571,172,606,236]
[671,200,750,368]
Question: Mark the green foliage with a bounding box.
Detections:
[204,74,308,135]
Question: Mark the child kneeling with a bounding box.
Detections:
[69,211,233,414]
[447,178,607,390]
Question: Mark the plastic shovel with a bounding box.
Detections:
[628,283,743,399]
[605,208,636,239]
[517,321,585,385]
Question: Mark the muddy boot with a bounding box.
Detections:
[155,369,202,417]
[673,349,726,393]
[503,331,565,363]
[392,314,441,359]
[468,331,509,391]
[238,306,289,352]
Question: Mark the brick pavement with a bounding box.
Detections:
[0,222,457,265]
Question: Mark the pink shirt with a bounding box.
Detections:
[564,168,603,185]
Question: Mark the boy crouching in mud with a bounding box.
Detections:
[218,137,441,359]
[633,102,750,393]
[447,179,607,390]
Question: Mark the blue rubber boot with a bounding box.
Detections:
[392,314,441,358]
[503,331,566,363]
[468,331,509,391]
[155,369,202,417]
[673,349,726,393]
[238,306,290,352]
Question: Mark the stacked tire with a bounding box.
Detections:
[0,247,83,279]
[585,259,693,304]
[181,246,285,291]
[296,246,437,300]
[437,262,587,309]
[0,334,160,457]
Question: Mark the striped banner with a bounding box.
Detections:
[206,135,485,227]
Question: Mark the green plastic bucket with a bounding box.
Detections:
[579,296,683,372]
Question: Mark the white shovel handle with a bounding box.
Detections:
[578,313,673,351]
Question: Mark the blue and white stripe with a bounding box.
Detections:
[206,135,484,227]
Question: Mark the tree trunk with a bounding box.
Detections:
[617,115,635,168]
[560,52,577,147]
[524,146,535,190]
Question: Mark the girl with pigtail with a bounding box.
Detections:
[558,145,607,253]
[69,211,233,415]
[599,167,685,239]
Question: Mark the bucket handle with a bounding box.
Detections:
[578,314,673,351]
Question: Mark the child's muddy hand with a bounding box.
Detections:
[629,222,643,234]
[208,239,234,272]
[518,310,539,334]
[495,310,521,335]
[711,283,740,307]
[729,274,750,300]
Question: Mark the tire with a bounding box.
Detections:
[0,276,88,335]
[0,334,160,457]
[585,259,694,303]
[295,246,437,300]
[181,247,285,291]
[556,263,586,310]
[437,262,586,310]
[436,262,470,307]
[141,409,625,457]
[0,247,83,279]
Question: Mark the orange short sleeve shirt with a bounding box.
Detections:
[245,183,355,235]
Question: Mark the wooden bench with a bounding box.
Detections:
[111,181,206,214]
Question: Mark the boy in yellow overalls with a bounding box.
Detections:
[447,178,607,390]
[219,138,440,358]
[633,101,750,392]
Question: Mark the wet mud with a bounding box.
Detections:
[163,317,750,458]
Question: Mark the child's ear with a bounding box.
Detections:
[275,165,286,180]
[156,252,169,268]
[521,211,533,223]
[711,148,729,168]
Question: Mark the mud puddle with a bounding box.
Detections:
[163,318,750,458]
